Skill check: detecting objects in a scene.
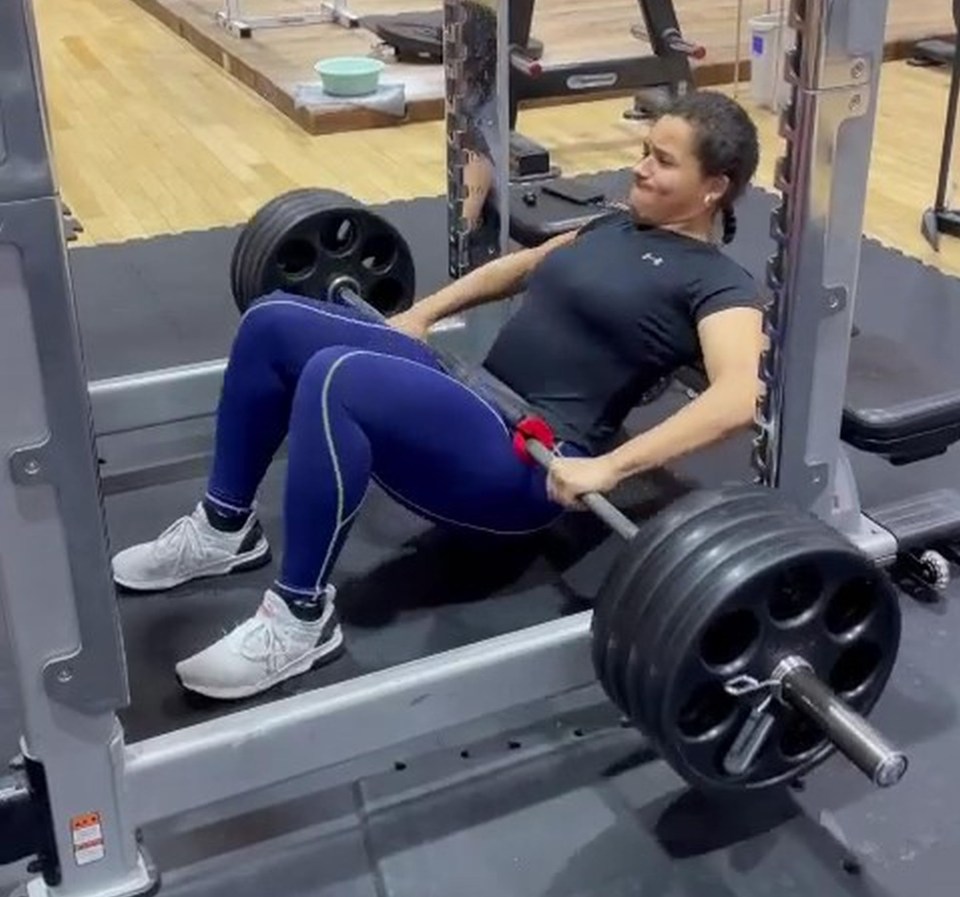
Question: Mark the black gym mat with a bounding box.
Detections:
[3,174,960,897]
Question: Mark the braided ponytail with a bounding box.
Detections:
[721,205,737,244]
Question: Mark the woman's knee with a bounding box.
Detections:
[233,293,303,359]
[295,345,362,403]
[232,293,356,379]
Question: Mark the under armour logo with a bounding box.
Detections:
[642,252,664,266]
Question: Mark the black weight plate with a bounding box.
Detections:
[230,189,336,306]
[601,497,783,716]
[593,487,784,713]
[232,189,356,310]
[661,536,897,791]
[241,191,355,309]
[233,189,353,311]
[631,517,851,755]
[617,502,808,734]
[232,190,417,317]
[640,506,899,792]
[235,190,361,312]
[593,488,780,712]
[249,196,415,315]
[591,485,773,688]
[610,499,793,727]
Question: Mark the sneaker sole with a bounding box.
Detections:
[114,540,272,592]
[176,627,346,700]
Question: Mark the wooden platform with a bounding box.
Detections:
[126,0,955,135]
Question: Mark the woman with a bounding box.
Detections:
[112,90,767,701]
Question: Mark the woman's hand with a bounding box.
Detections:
[389,307,432,342]
[546,456,623,509]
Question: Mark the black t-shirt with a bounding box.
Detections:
[482,210,763,452]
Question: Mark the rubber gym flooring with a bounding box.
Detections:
[2,169,960,896]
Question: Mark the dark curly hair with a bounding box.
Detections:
[657,91,760,244]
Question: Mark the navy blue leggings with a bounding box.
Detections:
[206,293,582,597]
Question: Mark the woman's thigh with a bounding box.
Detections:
[244,291,440,380]
[320,348,582,534]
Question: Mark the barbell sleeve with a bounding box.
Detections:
[777,661,908,788]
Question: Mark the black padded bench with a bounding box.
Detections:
[509,180,612,246]
[674,336,960,467]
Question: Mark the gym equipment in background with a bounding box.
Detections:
[508,0,703,181]
[361,6,543,63]
[0,3,930,897]
[910,0,959,68]
[214,0,357,38]
[921,0,960,249]
[360,0,702,182]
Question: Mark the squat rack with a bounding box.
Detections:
[0,1,925,896]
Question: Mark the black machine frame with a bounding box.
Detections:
[360,0,702,181]
[506,0,701,180]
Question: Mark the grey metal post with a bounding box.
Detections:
[439,0,514,362]
[444,0,509,278]
[0,3,153,895]
[753,0,889,537]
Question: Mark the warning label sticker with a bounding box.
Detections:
[71,812,105,866]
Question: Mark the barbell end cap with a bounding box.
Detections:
[874,753,908,788]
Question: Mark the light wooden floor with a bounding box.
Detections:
[123,0,953,133]
[33,0,960,279]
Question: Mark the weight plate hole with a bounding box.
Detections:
[360,233,400,275]
[367,278,408,316]
[779,714,828,761]
[768,563,823,626]
[275,238,318,283]
[699,609,760,672]
[829,641,882,699]
[318,215,360,257]
[676,681,738,741]
[824,577,877,638]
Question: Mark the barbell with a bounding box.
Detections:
[229,188,909,794]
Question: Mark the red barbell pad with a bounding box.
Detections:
[513,415,556,464]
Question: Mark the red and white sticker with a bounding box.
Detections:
[71,812,105,865]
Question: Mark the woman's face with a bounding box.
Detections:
[627,115,728,228]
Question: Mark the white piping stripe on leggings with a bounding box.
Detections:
[310,348,564,591]
[203,492,254,516]
[242,298,512,435]
[242,297,399,335]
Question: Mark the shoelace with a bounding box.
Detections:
[239,618,292,673]
[152,514,204,573]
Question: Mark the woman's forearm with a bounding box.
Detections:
[411,252,533,325]
[410,230,578,326]
[606,379,759,479]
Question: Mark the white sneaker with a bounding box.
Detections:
[175,588,344,700]
[112,503,271,591]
